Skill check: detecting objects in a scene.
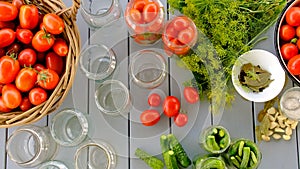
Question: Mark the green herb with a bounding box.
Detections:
[168,0,286,114]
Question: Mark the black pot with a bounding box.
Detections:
[274,0,300,86]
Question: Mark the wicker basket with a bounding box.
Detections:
[0,0,81,128]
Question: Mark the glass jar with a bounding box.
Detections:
[125,0,165,45]
[280,87,300,121]
[80,0,122,29]
[38,160,68,169]
[227,138,262,169]
[162,16,198,56]
[75,139,117,169]
[196,157,227,169]
[6,125,58,168]
[199,125,231,154]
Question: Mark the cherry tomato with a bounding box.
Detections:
[34,63,46,72]
[52,38,68,57]
[183,87,199,104]
[19,97,32,112]
[43,13,65,35]
[0,21,16,29]
[18,48,37,67]
[165,25,178,40]
[167,38,190,55]
[32,30,55,52]
[288,54,300,75]
[143,2,158,23]
[0,28,16,48]
[2,84,22,109]
[0,2,18,21]
[140,109,160,126]
[0,55,20,84]
[29,87,47,106]
[0,48,5,57]
[129,8,143,23]
[280,43,298,60]
[280,24,296,41]
[45,52,64,75]
[19,4,39,29]
[177,27,195,45]
[37,52,45,63]
[6,43,22,56]
[0,96,12,113]
[163,96,180,118]
[148,93,161,107]
[37,69,59,90]
[12,0,24,9]
[15,68,37,92]
[133,0,148,12]
[173,16,190,31]
[286,7,300,27]
[16,28,33,45]
[174,113,188,127]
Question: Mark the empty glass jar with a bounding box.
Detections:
[6,125,58,168]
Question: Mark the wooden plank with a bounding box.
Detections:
[0,129,6,169]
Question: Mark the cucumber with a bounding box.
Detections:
[168,134,191,168]
[238,141,245,157]
[228,140,242,156]
[240,147,251,169]
[219,134,229,149]
[206,135,220,151]
[135,148,164,169]
[230,156,240,168]
[163,150,179,169]
[218,128,225,137]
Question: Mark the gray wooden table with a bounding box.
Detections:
[0,0,299,169]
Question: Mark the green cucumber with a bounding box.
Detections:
[230,156,240,168]
[206,135,220,151]
[228,140,242,156]
[240,147,251,169]
[219,134,229,149]
[168,134,191,168]
[250,151,258,164]
[218,128,225,137]
[135,148,164,169]
[235,155,242,163]
[165,150,180,169]
[238,141,245,157]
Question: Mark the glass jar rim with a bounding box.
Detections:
[80,0,116,17]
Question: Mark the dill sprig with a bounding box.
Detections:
[169,0,286,114]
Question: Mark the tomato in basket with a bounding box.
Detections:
[32,30,55,52]
[19,4,39,30]
[43,13,65,35]
[0,1,18,22]
[2,84,22,109]
[37,69,59,90]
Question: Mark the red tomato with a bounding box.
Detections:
[286,7,300,27]
[37,52,45,63]
[143,2,158,23]
[140,109,160,126]
[166,38,190,55]
[18,48,37,67]
[0,55,20,84]
[34,63,46,72]
[163,96,180,118]
[148,93,161,107]
[52,38,68,57]
[297,39,300,50]
[19,5,39,29]
[281,24,296,39]
[165,25,178,40]
[45,52,64,75]
[7,43,22,55]
[177,27,195,45]
[19,97,32,112]
[280,43,298,60]
[0,21,16,29]
[133,0,148,12]
[32,30,55,52]
[0,96,12,113]
[16,28,33,45]
[280,25,296,41]
[0,2,18,21]
[129,8,143,23]
[174,113,188,127]
[296,26,300,37]
[0,28,15,48]
[43,13,65,35]
[37,69,59,90]
[173,16,190,31]
[0,48,5,57]
[288,54,300,75]
[183,87,199,104]
[2,84,22,109]
[12,0,24,9]
[15,68,37,92]
[29,87,47,106]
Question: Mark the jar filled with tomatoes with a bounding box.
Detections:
[162,16,198,56]
[125,0,165,46]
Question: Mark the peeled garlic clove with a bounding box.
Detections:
[262,135,271,142]
[270,122,278,129]
[283,135,291,141]
[267,107,276,115]
[285,127,292,136]
[272,134,282,140]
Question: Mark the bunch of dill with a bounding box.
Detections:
[168,0,286,114]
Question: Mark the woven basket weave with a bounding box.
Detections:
[0,0,81,128]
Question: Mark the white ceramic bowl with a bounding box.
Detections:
[232,49,286,102]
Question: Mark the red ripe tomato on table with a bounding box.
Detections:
[163,96,180,117]
[183,87,199,104]
[174,113,188,127]
[140,109,160,126]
